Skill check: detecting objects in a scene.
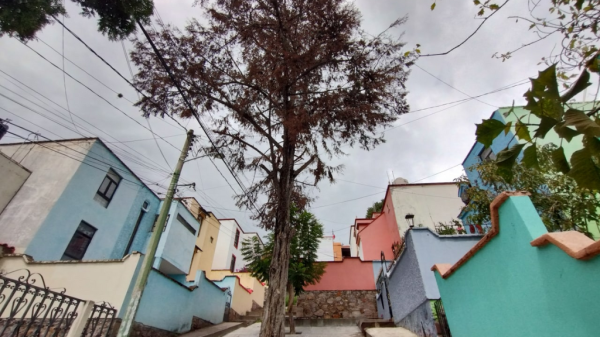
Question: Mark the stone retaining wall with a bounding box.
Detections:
[296,290,378,319]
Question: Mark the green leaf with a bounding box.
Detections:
[489,4,500,10]
[534,117,558,138]
[532,64,560,100]
[404,51,411,57]
[569,148,600,190]
[551,146,571,174]
[522,145,540,169]
[554,121,581,142]
[476,119,506,147]
[503,121,512,135]
[575,0,585,10]
[415,49,421,54]
[431,2,436,10]
[515,120,532,142]
[583,135,600,155]
[560,70,591,102]
[477,8,485,16]
[473,0,480,5]
[495,143,525,180]
[563,109,600,137]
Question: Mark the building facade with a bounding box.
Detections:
[0,139,160,261]
[211,219,262,272]
[459,102,598,237]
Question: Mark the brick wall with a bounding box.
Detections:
[296,290,378,319]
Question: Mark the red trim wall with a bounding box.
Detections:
[304,258,376,291]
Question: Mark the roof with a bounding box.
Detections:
[0,137,159,199]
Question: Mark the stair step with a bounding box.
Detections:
[180,322,243,337]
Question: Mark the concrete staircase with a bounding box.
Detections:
[236,308,263,323]
[179,322,244,337]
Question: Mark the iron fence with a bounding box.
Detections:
[0,269,116,337]
[81,303,117,337]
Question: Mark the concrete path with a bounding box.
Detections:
[365,327,418,337]
[224,323,362,337]
[181,322,243,337]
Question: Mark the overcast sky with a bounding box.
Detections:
[0,0,592,244]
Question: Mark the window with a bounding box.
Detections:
[230,255,236,272]
[62,221,96,260]
[210,237,214,243]
[233,229,240,249]
[151,214,170,232]
[478,147,496,161]
[95,169,121,207]
[176,214,196,235]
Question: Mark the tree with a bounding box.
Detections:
[424,1,600,190]
[457,144,600,238]
[242,207,326,335]
[365,199,384,218]
[130,1,411,335]
[0,0,154,41]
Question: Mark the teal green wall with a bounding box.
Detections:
[435,195,600,337]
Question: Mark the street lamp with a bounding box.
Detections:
[405,214,414,229]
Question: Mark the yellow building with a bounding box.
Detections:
[179,198,266,317]
[179,197,222,280]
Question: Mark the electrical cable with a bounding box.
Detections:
[135,20,263,218]
[17,41,182,152]
[0,90,173,176]
[414,64,497,108]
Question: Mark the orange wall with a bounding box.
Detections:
[304,258,376,291]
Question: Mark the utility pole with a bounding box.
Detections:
[117,129,194,337]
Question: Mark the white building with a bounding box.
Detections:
[388,181,464,236]
[347,179,465,259]
[316,235,335,261]
[212,219,263,272]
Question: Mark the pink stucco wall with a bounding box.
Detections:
[304,258,376,291]
[358,191,401,261]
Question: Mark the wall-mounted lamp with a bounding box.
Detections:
[405,214,415,228]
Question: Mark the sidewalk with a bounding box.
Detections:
[224,323,362,337]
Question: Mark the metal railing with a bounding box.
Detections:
[0,269,116,337]
[81,303,117,337]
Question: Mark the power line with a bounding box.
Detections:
[3,130,157,193]
[60,13,78,133]
[311,192,383,209]
[414,64,496,108]
[0,86,173,176]
[386,81,529,133]
[49,18,188,131]
[410,78,530,113]
[120,39,173,171]
[3,120,171,187]
[17,41,182,152]
[135,20,263,218]
[412,164,463,183]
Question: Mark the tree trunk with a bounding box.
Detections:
[287,282,295,334]
[259,139,295,337]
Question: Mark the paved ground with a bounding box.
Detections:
[181,322,243,337]
[224,323,362,337]
[365,327,418,337]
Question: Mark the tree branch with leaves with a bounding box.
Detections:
[130,1,411,335]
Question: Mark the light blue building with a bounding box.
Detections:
[0,138,230,332]
[0,138,161,260]
[458,102,594,234]
[152,199,201,275]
